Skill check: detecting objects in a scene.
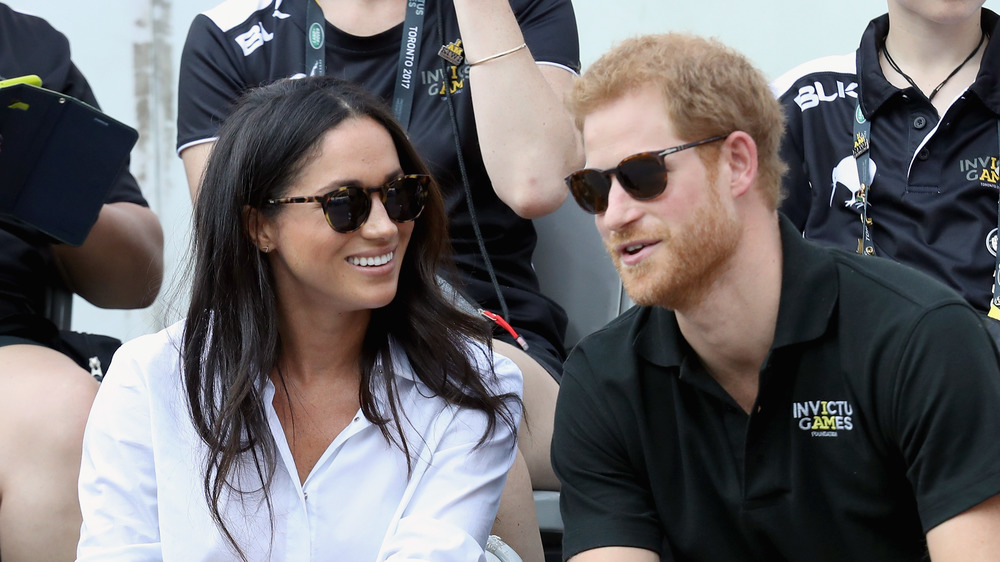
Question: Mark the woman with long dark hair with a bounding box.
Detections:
[178,5,583,540]
[76,75,521,560]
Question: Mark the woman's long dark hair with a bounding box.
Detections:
[183,76,518,559]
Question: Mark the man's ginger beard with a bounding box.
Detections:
[604,180,741,311]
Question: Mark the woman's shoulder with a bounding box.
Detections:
[388,336,522,400]
[104,320,185,389]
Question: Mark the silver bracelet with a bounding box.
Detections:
[466,43,527,67]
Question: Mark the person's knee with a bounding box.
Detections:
[493,450,544,562]
[493,340,561,491]
[0,345,98,465]
[0,346,95,562]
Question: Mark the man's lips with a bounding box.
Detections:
[616,240,659,266]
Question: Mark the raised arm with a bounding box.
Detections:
[454,0,584,219]
[50,201,163,309]
[40,45,164,308]
[181,141,213,200]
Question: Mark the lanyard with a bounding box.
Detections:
[989,120,1000,320]
[303,0,425,130]
[854,102,1000,318]
[305,0,325,76]
[851,103,874,256]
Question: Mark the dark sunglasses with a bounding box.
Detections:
[564,135,728,214]
[267,174,430,233]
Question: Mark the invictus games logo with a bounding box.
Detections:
[423,38,469,96]
[958,155,1000,188]
[793,400,854,437]
[988,228,998,257]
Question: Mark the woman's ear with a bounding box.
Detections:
[723,131,758,199]
[244,205,274,253]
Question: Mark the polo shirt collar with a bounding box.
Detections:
[858,9,1000,118]
[856,14,897,119]
[634,215,838,369]
[771,214,838,349]
[970,9,1000,114]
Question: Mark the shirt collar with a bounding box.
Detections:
[856,13,897,119]
[262,338,419,399]
[970,9,1000,114]
[634,215,839,369]
[858,9,1000,118]
[771,214,838,349]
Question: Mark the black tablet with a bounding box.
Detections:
[0,79,138,246]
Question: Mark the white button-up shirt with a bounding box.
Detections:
[77,322,522,561]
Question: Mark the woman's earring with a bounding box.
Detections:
[262,246,269,253]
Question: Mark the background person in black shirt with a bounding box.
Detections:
[775,1,1000,339]
[0,4,164,561]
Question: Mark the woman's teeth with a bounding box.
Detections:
[348,251,393,267]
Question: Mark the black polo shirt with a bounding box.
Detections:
[552,216,1000,561]
[177,0,580,374]
[775,10,1000,315]
[0,4,147,341]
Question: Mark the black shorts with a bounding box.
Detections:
[0,326,119,376]
[0,334,42,348]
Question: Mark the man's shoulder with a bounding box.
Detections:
[0,4,60,38]
[186,0,299,61]
[0,5,70,74]
[807,242,981,348]
[825,245,970,313]
[772,52,861,116]
[199,0,280,33]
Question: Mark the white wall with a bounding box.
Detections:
[5,0,998,342]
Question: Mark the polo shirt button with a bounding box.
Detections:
[917,148,930,160]
[913,116,927,129]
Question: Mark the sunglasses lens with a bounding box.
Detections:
[568,170,611,214]
[325,187,370,233]
[618,154,667,200]
[385,175,428,222]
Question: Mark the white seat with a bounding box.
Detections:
[532,490,563,534]
[532,198,631,350]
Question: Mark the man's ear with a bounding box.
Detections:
[244,205,274,253]
[723,131,758,199]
